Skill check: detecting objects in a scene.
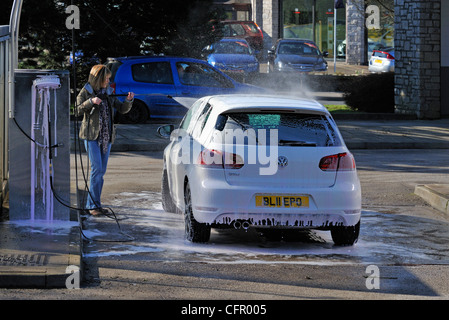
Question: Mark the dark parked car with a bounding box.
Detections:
[105,56,263,123]
[267,39,328,73]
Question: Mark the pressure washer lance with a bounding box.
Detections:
[93,93,198,109]
[111,93,170,97]
[89,93,177,115]
[96,93,172,98]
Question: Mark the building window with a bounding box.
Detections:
[282,0,346,58]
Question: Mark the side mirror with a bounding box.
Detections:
[267,49,274,56]
[201,46,214,58]
[322,51,329,57]
[215,114,228,131]
[157,124,175,139]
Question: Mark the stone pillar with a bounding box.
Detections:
[442,0,449,117]
[262,0,280,49]
[394,0,441,119]
[346,0,366,65]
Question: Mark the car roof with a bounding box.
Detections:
[204,94,330,115]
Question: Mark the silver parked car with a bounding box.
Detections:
[267,39,328,73]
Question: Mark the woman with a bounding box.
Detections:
[76,64,134,216]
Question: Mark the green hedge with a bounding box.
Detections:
[341,72,394,113]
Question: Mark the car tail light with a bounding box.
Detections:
[384,52,394,60]
[197,149,244,169]
[319,152,356,171]
[198,149,223,168]
[223,152,244,169]
[254,22,263,35]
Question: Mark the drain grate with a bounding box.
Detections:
[0,253,47,266]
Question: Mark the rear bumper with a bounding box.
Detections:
[189,175,361,228]
[368,62,394,73]
[211,211,360,229]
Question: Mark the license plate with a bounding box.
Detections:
[375,59,382,64]
[255,195,309,208]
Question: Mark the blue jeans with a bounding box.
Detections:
[84,140,111,210]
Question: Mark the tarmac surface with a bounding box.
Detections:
[2,63,449,288]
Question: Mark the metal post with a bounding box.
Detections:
[312,0,316,43]
[8,0,23,119]
[334,7,337,73]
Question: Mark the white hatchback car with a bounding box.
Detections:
[158,95,361,245]
[368,48,395,73]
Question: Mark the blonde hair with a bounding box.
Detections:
[88,64,112,91]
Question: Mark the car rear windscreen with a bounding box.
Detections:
[214,112,342,147]
[373,51,392,58]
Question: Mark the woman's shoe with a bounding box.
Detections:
[89,208,103,216]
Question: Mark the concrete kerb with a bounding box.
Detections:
[415,185,449,216]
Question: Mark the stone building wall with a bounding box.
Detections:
[394,0,441,119]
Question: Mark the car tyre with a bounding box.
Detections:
[121,100,149,124]
[161,169,177,213]
[330,220,360,246]
[184,183,211,243]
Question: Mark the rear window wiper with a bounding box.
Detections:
[278,139,316,146]
[228,115,259,144]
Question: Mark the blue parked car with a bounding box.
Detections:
[205,38,259,78]
[105,56,263,123]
